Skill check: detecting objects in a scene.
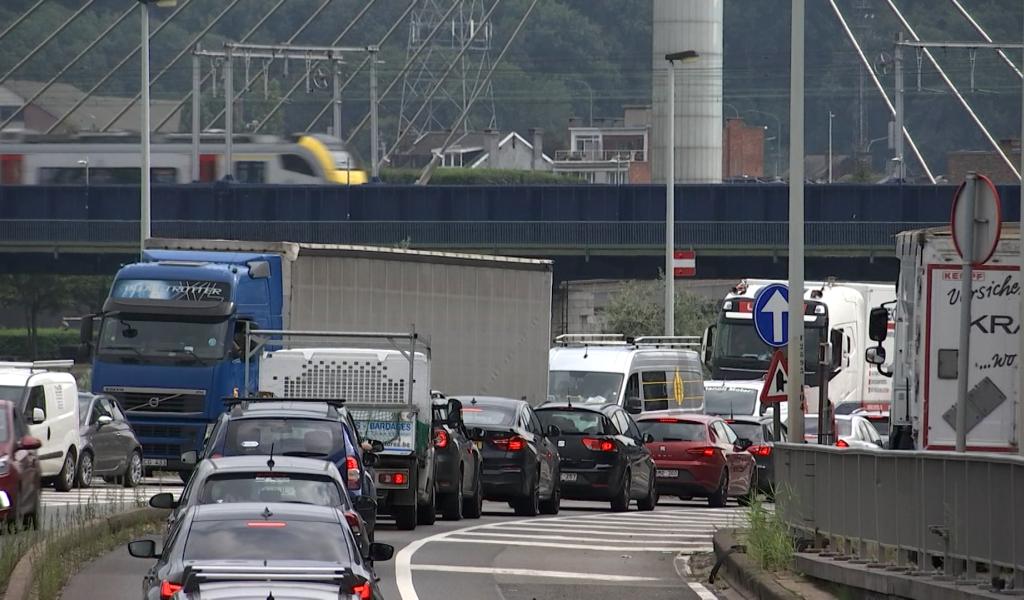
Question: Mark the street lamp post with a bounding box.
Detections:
[828,111,835,183]
[664,50,699,337]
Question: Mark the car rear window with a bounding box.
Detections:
[223,419,348,459]
[705,388,759,416]
[637,420,707,442]
[461,404,517,427]
[183,520,350,562]
[725,421,764,442]
[199,473,344,507]
[536,409,610,435]
[835,419,853,437]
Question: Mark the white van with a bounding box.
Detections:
[548,335,705,414]
[0,361,81,491]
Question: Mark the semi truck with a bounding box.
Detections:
[702,278,896,409]
[865,227,1020,451]
[81,239,553,477]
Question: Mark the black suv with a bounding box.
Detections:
[184,398,382,540]
[430,392,483,520]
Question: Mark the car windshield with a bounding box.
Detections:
[725,421,764,442]
[97,315,230,361]
[183,520,351,562]
[547,371,624,404]
[704,388,759,416]
[637,420,707,442]
[535,409,609,435]
[223,419,348,459]
[199,473,345,507]
[716,322,823,372]
[460,404,517,428]
[0,386,25,403]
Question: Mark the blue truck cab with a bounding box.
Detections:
[87,250,283,476]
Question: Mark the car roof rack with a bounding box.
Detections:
[632,336,701,348]
[181,564,364,592]
[553,334,630,346]
[223,396,345,417]
[0,360,75,372]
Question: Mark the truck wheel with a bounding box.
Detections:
[440,476,464,521]
[418,483,437,526]
[54,450,76,492]
[462,470,483,519]
[394,504,418,531]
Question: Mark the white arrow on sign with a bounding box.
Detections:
[760,350,789,404]
[763,290,788,344]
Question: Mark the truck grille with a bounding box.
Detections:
[133,424,185,439]
[108,389,206,414]
[271,359,408,405]
[144,443,182,458]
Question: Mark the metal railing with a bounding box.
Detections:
[775,443,1024,585]
[0,219,943,251]
[553,149,645,162]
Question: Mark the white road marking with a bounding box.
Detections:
[411,564,663,582]
[437,537,713,552]
[676,554,719,600]
[486,524,712,537]
[449,530,716,545]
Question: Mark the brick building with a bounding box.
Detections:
[722,117,765,179]
[947,139,1021,184]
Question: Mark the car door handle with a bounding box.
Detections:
[46,427,51,440]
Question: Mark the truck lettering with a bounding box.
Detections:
[946,275,1020,306]
[970,314,1020,335]
[977,353,1018,370]
[367,421,413,432]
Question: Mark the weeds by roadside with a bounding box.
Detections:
[744,490,794,572]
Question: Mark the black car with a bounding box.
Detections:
[724,416,787,496]
[75,392,144,488]
[430,393,484,520]
[187,398,382,540]
[128,502,393,600]
[535,402,657,512]
[149,455,374,565]
[454,396,560,516]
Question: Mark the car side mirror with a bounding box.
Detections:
[865,346,886,366]
[868,307,889,342]
[643,433,654,444]
[467,427,485,440]
[362,452,378,467]
[735,438,753,452]
[180,450,197,465]
[368,542,395,562]
[97,415,113,426]
[354,495,377,512]
[127,539,159,559]
[702,324,716,367]
[32,408,45,424]
[19,435,41,451]
[546,424,561,438]
[148,492,178,510]
[369,439,385,453]
[624,397,642,415]
[447,399,463,427]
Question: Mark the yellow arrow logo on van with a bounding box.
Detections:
[673,369,684,405]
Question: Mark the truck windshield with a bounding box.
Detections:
[714,321,823,373]
[547,371,624,404]
[97,316,230,361]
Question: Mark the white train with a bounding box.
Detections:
[0,131,368,185]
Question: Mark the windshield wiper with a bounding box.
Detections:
[102,345,143,358]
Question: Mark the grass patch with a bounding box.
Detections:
[745,491,794,572]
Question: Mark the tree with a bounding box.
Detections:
[0,275,74,360]
[602,278,719,339]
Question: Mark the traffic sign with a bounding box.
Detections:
[951,173,1001,266]
[753,283,789,347]
[760,350,789,404]
[673,250,696,278]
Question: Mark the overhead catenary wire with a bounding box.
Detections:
[0,0,98,85]
[884,0,1019,180]
[950,0,1022,79]
[828,0,936,183]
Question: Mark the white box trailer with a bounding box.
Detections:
[882,227,1019,451]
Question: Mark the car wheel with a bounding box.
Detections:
[54,450,76,492]
[513,474,540,517]
[539,478,560,515]
[610,469,631,512]
[440,473,464,521]
[637,471,658,511]
[394,502,418,531]
[123,451,143,488]
[418,482,437,526]
[708,470,729,508]
[75,451,94,489]
[462,467,483,519]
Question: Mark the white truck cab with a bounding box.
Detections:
[0,361,81,491]
[548,335,705,414]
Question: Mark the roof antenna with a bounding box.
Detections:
[267,442,275,470]
[261,506,273,519]
[583,343,589,359]
[266,591,274,600]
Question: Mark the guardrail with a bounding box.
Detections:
[0,220,943,252]
[775,443,1024,586]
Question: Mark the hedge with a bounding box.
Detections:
[379,167,583,185]
[0,329,79,361]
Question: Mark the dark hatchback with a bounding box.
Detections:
[76,392,144,488]
[454,396,561,516]
[535,402,657,512]
[724,416,787,495]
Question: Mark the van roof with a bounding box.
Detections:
[0,369,77,387]
[549,345,702,374]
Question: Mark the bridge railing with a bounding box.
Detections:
[775,443,1024,585]
[0,219,944,250]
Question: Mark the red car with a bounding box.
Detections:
[636,413,756,507]
[0,400,42,530]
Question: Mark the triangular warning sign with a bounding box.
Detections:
[760,349,789,404]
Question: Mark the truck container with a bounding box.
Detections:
[84,239,553,475]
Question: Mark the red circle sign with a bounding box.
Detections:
[950,173,1002,266]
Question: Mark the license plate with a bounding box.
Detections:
[560,472,577,482]
[143,458,167,467]
[656,469,678,478]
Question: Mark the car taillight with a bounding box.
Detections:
[344,510,360,528]
[434,429,449,449]
[379,471,408,486]
[352,581,372,599]
[211,453,222,459]
[657,418,678,423]
[687,447,716,458]
[748,445,772,457]
[159,580,182,599]
[346,456,360,489]
[835,439,849,448]
[492,436,526,452]
[581,437,617,452]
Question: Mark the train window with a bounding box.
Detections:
[151,168,177,184]
[281,154,315,177]
[234,161,266,184]
[39,167,177,184]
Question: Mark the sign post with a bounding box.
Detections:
[951,172,1002,452]
[754,283,790,439]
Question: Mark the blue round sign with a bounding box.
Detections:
[753,283,790,348]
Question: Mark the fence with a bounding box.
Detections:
[775,443,1024,585]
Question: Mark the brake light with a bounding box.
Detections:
[345,456,360,489]
[434,429,449,449]
[835,439,849,448]
[748,445,772,457]
[657,418,679,423]
[687,447,716,458]
[160,580,182,599]
[737,300,754,313]
[211,453,222,459]
[581,437,617,452]
[492,436,526,452]
[246,521,287,528]
[344,510,360,528]
[352,581,372,599]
